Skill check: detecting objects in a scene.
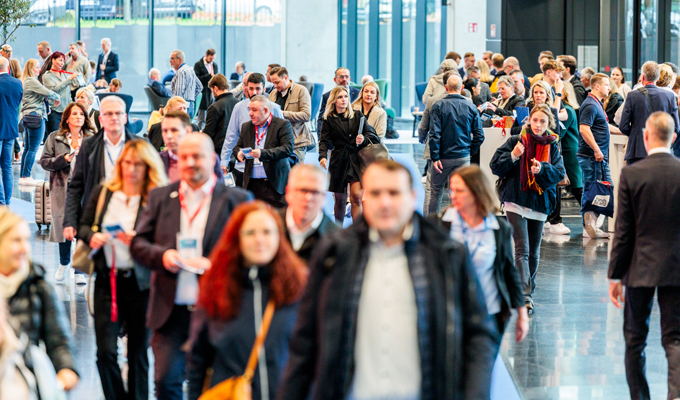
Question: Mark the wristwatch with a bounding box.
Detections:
[556,92,562,97]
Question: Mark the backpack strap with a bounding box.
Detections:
[637,87,653,114]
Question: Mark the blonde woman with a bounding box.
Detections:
[351,81,387,139]
[319,86,380,224]
[147,96,198,151]
[476,59,494,85]
[604,78,624,124]
[77,139,167,400]
[75,86,100,133]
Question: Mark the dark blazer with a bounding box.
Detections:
[434,213,524,328]
[203,92,238,154]
[233,116,295,194]
[130,181,253,331]
[278,207,338,262]
[0,73,23,140]
[570,75,587,105]
[88,108,102,133]
[276,214,498,400]
[78,185,151,291]
[609,152,680,287]
[96,51,119,83]
[316,86,361,132]
[619,85,680,160]
[194,59,219,110]
[147,78,171,98]
[159,149,224,182]
[63,131,135,229]
[147,121,200,152]
[484,94,525,117]
[229,72,245,81]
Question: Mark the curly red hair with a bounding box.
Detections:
[199,201,308,320]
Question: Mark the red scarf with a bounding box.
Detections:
[519,128,558,194]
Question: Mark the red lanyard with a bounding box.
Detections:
[179,179,216,227]
[110,244,118,322]
[255,114,272,147]
[588,93,608,122]
[50,69,73,75]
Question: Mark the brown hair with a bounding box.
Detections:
[59,102,92,134]
[541,60,564,73]
[363,159,413,188]
[270,67,288,78]
[492,53,505,69]
[205,48,216,56]
[445,51,461,62]
[162,110,192,128]
[464,52,474,59]
[208,73,229,90]
[450,165,497,216]
[590,73,609,88]
[110,78,122,88]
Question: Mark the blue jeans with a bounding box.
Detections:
[20,117,45,178]
[45,111,61,143]
[577,156,611,218]
[0,139,14,205]
[424,156,470,216]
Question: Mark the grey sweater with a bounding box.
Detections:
[20,77,60,120]
[41,71,73,113]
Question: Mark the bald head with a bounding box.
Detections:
[446,75,462,93]
[0,57,8,72]
[644,111,677,151]
[178,132,216,188]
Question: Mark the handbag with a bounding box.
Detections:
[22,114,43,130]
[580,160,614,217]
[357,117,390,173]
[72,188,108,275]
[199,300,276,400]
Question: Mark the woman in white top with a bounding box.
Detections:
[39,102,93,283]
[351,81,387,140]
[77,139,167,400]
[610,66,632,99]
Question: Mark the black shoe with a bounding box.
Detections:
[385,130,399,139]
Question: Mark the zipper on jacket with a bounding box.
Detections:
[249,267,270,400]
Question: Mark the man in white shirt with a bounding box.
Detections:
[280,164,337,262]
[131,133,252,400]
[170,50,203,118]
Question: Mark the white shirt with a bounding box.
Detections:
[174,174,216,305]
[66,133,83,175]
[101,191,141,270]
[286,208,323,251]
[102,51,110,66]
[350,225,421,400]
[648,147,672,156]
[103,133,125,181]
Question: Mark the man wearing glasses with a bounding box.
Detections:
[280,164,337,262]
[317,67,361,132]
[63,96,134,249]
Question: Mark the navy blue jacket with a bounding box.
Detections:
[429,93,484,161]
[146,77,171,98]
[317,86,361,132]
[0,74,23,140]
[490,131,566,215]
[96,51,119,83]
[619,85,680,159]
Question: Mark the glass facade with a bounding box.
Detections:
[9,0,282,111]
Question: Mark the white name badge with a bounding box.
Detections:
[177,233,201,260]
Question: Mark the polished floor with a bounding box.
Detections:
[8,135,669,400]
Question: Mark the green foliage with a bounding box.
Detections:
[0,0,33,44]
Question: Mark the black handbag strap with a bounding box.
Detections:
[637,87,653,114]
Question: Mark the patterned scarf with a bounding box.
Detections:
[519,128,558,194]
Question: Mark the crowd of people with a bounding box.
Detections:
[0,38,679,400]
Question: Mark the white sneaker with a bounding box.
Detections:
[583,211,598,238]
[583,227,610,238]
[543,222,551,232]
[18,177,38,186]
[548,222,571,235]
[55,264,68,283]
[421,175,427,184]
[596,213,605,228]
[75,274,87,285]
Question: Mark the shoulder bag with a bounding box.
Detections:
[357,116,391,173]
[199,300,276,400]
[72,188,108,275]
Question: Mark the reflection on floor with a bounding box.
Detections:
[10,142,669,400]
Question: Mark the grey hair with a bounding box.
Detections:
[76,87,95,103]
[149,68,161,78]
[100,95,126,111]
[504,56,520,68]
[288,163,328,188]
[0,57,8,71]
[440,59,458,72]
[249,94,271,110]
[172,50,185,62]
[641,61,661,83]
[581,67,596,78]
[497,75,515,89]
[101,37,112,46]
[446,75,462,92]
[646,111,675,144]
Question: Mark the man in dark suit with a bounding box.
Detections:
[619,61,680,164]
[317,67,361,132]
[193,48,218,130]
[147,68,172,98]
[279,164,337,262]
[131,133,251,400]
[609,111,680,400]
[95,38,119,83]
[0,57,23,206]
[229,61,246,81]
[203,74,238,155]
[233,95,294,208]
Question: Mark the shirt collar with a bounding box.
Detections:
[203,58,211,65]
[104,133,124,147]
[442,207,499,231]
[167,149,178,161]
[258,113,273,129]
[286,208,324,235]
[368,223,414,244]
[180,174,216,198]
[647,147,672,155]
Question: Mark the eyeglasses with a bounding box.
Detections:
[336,75,350,79]
[293,188,325,198]
[101,112,125,118]
[121,160,146,170]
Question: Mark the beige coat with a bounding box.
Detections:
[269,81,313,148]
[352,103,387,140]
[65,55,91,91]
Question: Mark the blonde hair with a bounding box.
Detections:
[529,80,554,106]
[21,59,39,81]
[0,209,27,248]
[657,64,674,88]
[603,78,620,110]
[104,139,168,199]
[527,103,557,131]
[475,60,492,83]
[162,96,188,116]
[323,86,354,120]
[351,81,382,109]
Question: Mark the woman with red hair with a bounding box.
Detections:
[187,201,307,400]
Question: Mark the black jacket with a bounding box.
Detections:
[278,207,338,262]
[203,92,238,155]
[187,267,299,400]
[8,263,77,375]
[609,152,680,287]
[316,87,361,132]
[194,59,219,110]
[77,185,151,291]
[318,111,379,193]
[570,75,587,105]
[147,121,200,152]
[233,116,295,195]
[63,131,136,229]
[276,214,498,400]
[434,212,524,328]
[484,94,525,117]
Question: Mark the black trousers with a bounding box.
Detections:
[94,269,150,400]
[151,305,193,400]
[248,178,286,208]
[624,286,680,400]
